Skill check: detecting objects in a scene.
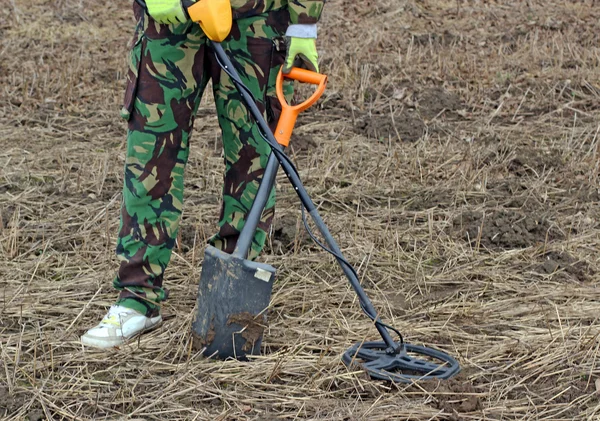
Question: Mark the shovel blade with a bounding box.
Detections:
[192,245,275,360]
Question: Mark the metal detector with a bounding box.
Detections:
[135,0,460,383]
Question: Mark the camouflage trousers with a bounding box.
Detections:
[114,3,292,317]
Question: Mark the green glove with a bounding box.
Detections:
[146,0,188,25]
[283,37,319,74]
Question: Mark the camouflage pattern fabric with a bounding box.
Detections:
[229,0,325,24]
[114,3,295,317]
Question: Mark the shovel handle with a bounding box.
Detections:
[275,68,328,147]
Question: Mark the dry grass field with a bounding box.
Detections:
[2,0,600,419]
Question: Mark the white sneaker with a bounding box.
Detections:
[81,305,162,349]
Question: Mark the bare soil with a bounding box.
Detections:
[2,0,600,420]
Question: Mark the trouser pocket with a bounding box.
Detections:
[120,3,146,120]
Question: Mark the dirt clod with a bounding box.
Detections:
[355,111,426,142]
[192,323,216,350]
[417,87,464,119]
[419,376,482,417]
[289,134,317,154]
[0,387,25,418]
[269,214,311,254]
[537,251,593,281]
[507,148,563,176]
[227,312,266,352]
[453,210,561,250]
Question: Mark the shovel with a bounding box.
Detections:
[191,64,327,359]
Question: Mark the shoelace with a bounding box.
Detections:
[100,306,134,327]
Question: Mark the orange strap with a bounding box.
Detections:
[275,68,328,147]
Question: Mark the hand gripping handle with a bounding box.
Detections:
[275,68,328,147]
[135,0,232,42]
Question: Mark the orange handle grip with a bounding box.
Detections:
[275,68,328,147]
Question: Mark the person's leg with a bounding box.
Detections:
[208,9,294,260]
[82,6,212,348]
[113,5,210,317]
